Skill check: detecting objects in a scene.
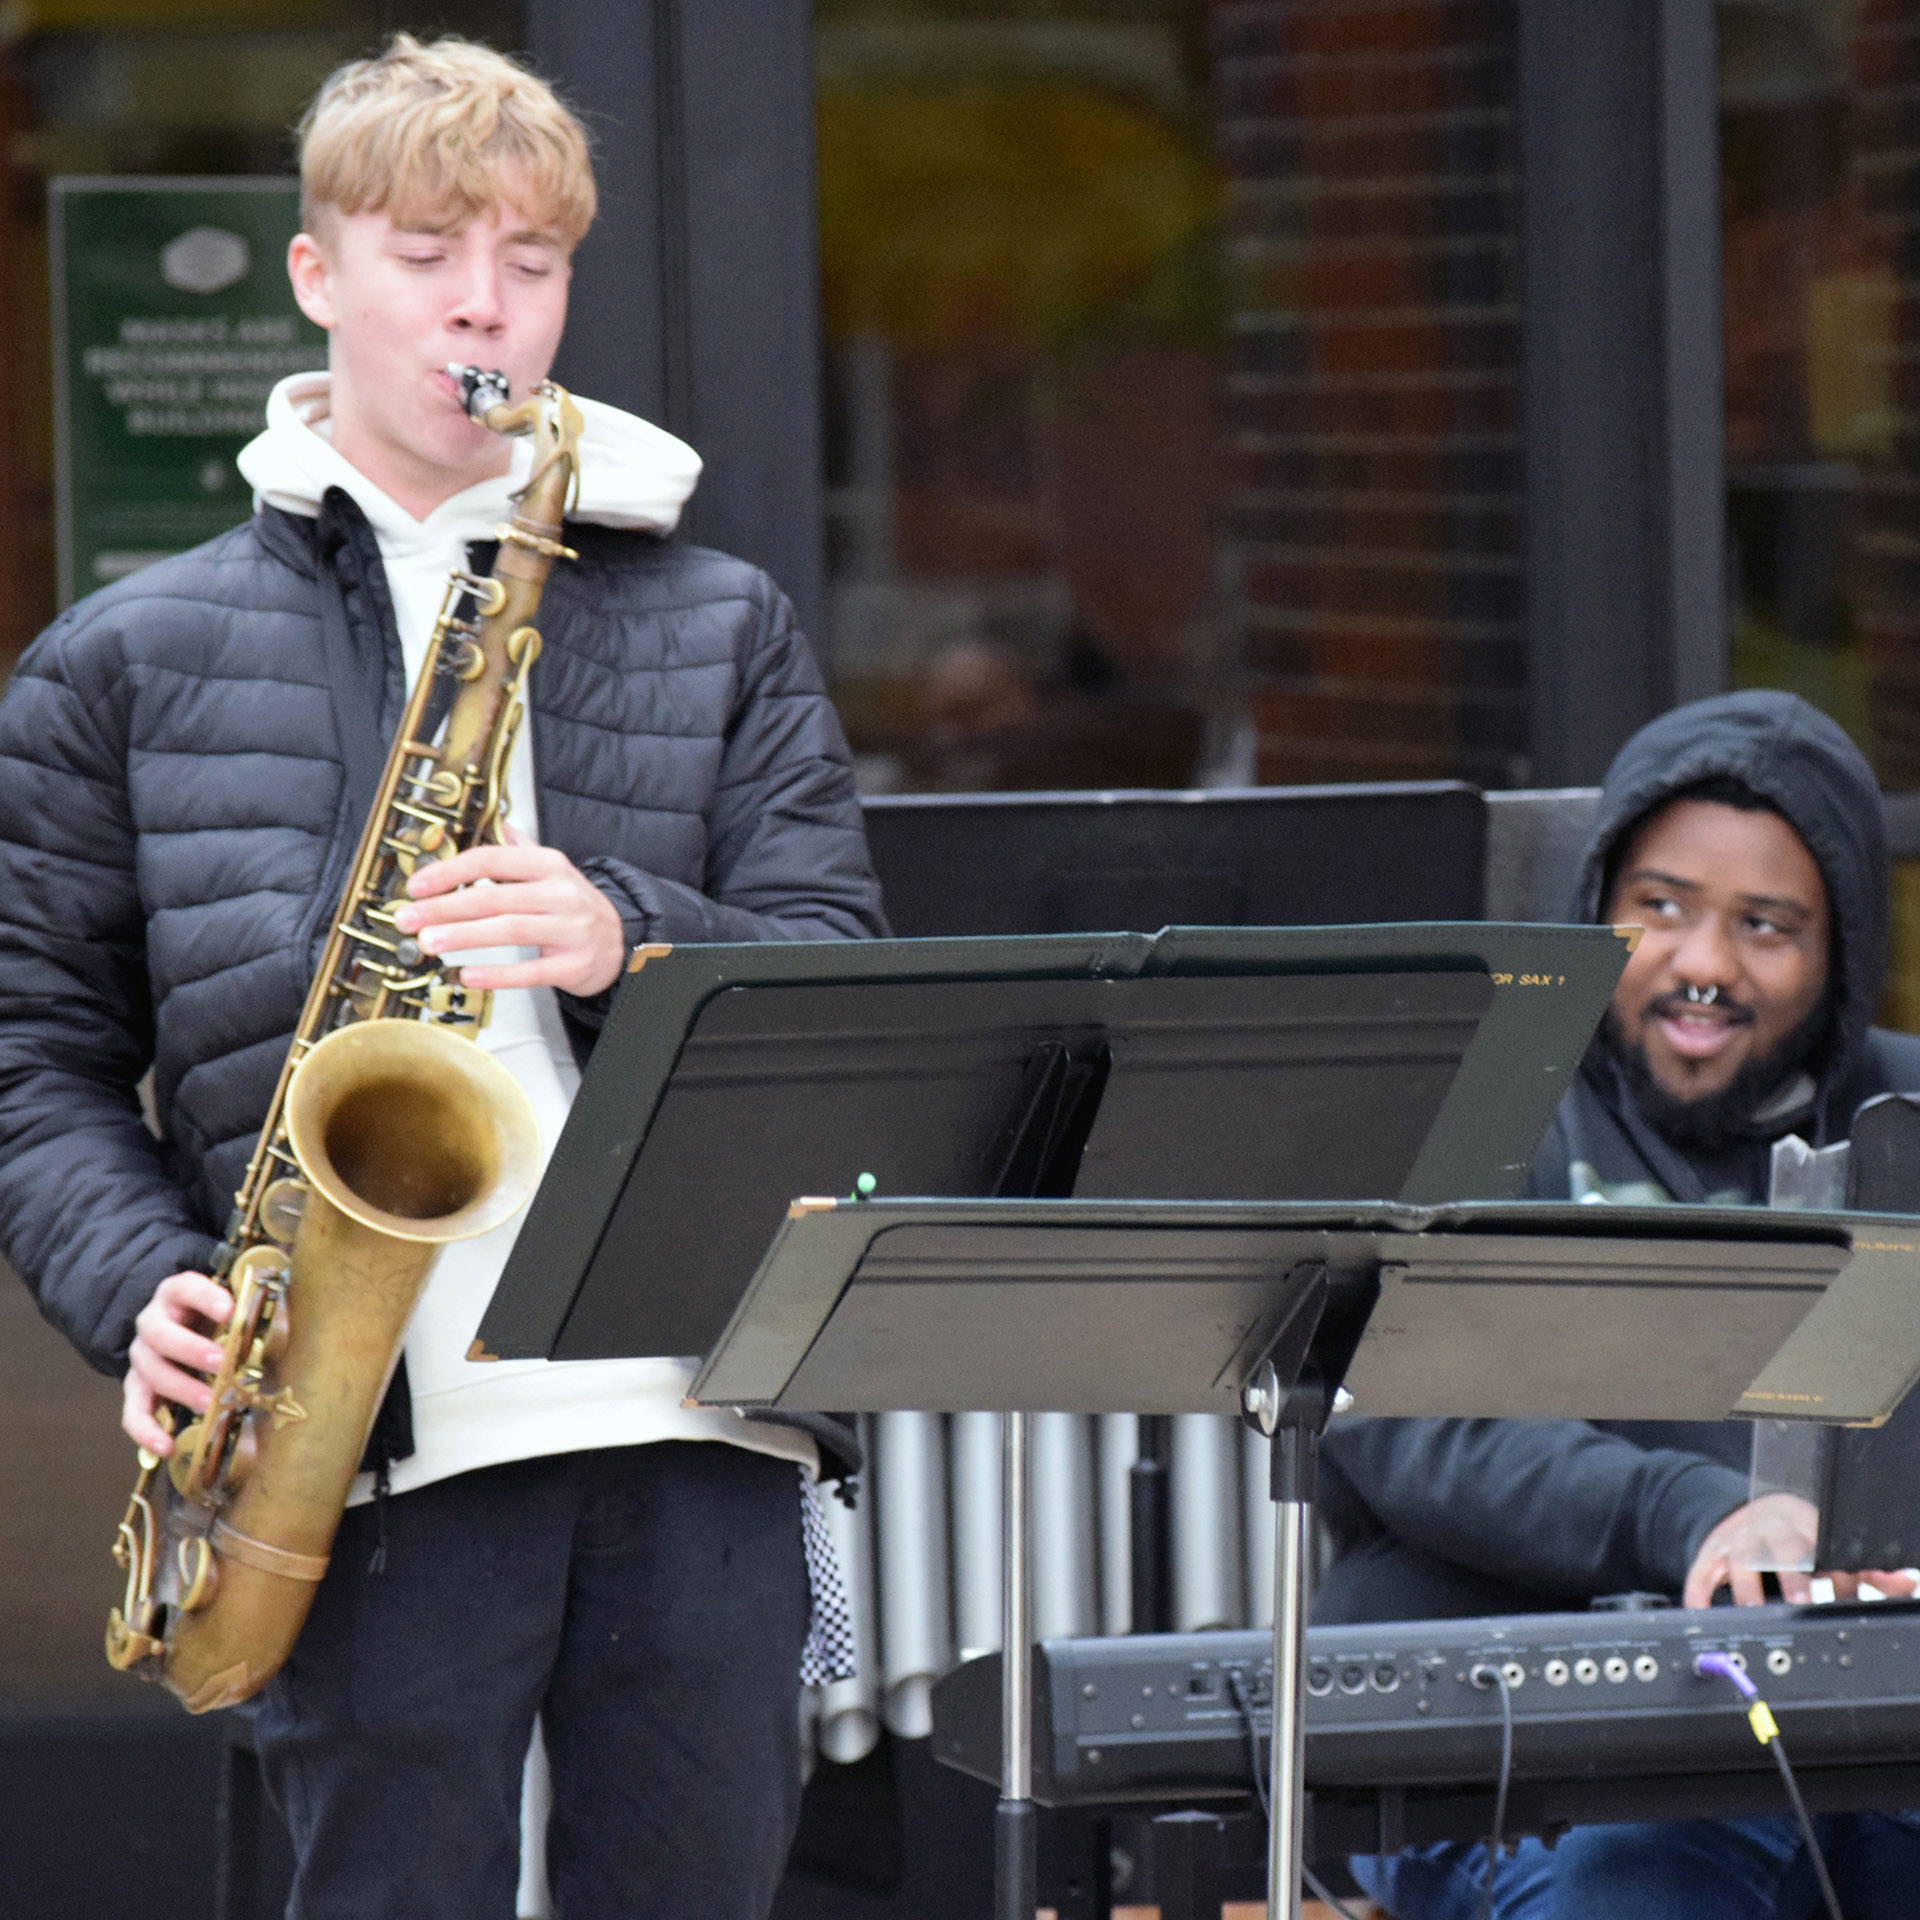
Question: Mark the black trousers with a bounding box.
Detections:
[251,1441,810,1920]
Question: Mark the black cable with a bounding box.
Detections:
[1768,1733,1844,1920]
[1226,1666,1369,1920]
[1694,1654,1842,1920]
[1467,1663,1515,1920]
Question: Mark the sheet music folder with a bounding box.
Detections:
[688,1198,1920,1429]
[474,922,1629,1365]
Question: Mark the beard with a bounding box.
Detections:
[1601,993,1832,1153]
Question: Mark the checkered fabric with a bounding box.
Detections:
[798,1468,858,1685]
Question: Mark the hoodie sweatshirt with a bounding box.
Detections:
[236,372,816,1501]
[1317,692,1920,1625]
[1532,689,1920,1205]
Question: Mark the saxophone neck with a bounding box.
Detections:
[508,383,585,538]
[446,366,584,542]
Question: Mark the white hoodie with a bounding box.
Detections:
[237,372,816,1500]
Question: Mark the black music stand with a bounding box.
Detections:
[473,922,1627,1364]
[474,924,1630,1920]
[685,1196,1911,1920]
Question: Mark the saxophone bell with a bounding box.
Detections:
[149,1021,540,1715]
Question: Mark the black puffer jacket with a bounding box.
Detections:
[0,496,886,1376]
[1318,691,1920,1624]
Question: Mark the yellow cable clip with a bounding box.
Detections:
[1748,1699,1779,1746]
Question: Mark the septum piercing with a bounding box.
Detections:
[1683,984,1720,1006]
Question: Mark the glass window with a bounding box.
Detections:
[815,0,1527,794]
[0,2,519,677]
[1721,0,1882,757]
[1718,0,1920,1025]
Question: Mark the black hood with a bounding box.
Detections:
[1570,690,1886,1132]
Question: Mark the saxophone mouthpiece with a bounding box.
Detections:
[448,364,511,423]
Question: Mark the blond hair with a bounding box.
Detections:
[298,34,595,246]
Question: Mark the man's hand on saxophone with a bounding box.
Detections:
[392,826,625,998]
[122,1271,233,1456]
[120,826,622,1460]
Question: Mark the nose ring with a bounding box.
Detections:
[1683,984,1719,1007]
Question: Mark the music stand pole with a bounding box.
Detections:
[1247,1367,1332,1920]
[1269,1450,1312,1920]
[998,1409,1036,1920]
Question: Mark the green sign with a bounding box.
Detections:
[50,177,327,608]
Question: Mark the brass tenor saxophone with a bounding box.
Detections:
[105,368,584,1712]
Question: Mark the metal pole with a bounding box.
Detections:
[1267,1486,1311,1920]
[998,1408,1036,1920]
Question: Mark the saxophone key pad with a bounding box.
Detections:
[260,1178,309,1244]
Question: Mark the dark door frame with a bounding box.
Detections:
[1518,0,1728,785]
[524,0,826,648]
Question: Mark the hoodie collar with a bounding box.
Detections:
[236,371,701,543]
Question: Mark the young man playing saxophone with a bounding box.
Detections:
[0,36,883,1918]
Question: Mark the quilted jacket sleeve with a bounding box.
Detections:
[0,613,218,1373]
[573,577,886,1003]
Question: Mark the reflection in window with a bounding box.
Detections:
[818,3,1226,794]
[1718,0,1920,1025]
[817,0,1527,795]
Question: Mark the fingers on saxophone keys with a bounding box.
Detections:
[404,841,554,900]
[133,1347,214,1415]
[153,1270,234,1327]
[140,1312,226,1383]
[121,1381,174,1457]
[419,914,546,957]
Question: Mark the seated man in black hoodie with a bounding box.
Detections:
[1325,691,1920,1920]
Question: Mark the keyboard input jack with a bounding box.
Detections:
[1634,1654,1660,1682]
[1544,1658,1570,1687]
[1767,1647,1793,1677]
[1573,1657,1600,1685]
[1604,1656,1630,1683]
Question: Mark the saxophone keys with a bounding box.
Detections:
[176,1534,219,1613]
[256,1388,308,1429]
[468,574,509,617]
[259,1178,308,1245]
[446,637,486,681]
[167,1419,208,1497]
[105,1610,164,1671]
[386,818,447,883]
[426,978,492,1030]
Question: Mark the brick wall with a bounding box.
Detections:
[1210,0,1526,785]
